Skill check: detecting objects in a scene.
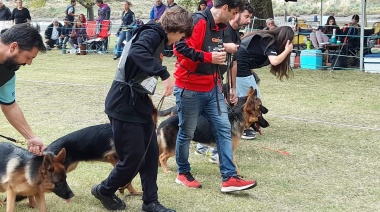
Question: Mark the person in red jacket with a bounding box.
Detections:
[173,0,257,193]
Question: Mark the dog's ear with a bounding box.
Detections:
[43,154,55,172]
[247,86,254,96]
[56,148,66,164]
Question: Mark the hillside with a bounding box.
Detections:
[3,0,380,21]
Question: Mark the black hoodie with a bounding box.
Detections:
[105,21,169,123]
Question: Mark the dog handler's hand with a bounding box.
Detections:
[27,137,45,156]
[211,51,227,65]
[162,77,174,97]
[230,88,238,105]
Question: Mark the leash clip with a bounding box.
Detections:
[16,139,26,145]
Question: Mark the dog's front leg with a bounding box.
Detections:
[6,186,16,212]
[34,192,47,212]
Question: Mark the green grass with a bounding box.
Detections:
[0,50,380,211]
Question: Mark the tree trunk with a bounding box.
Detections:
[250,0,274,29]
[77,0,95,20]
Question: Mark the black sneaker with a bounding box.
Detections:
[91,184,126,210]
[241,129,256,140]
[113,55,120,60]
[142,201,175,212]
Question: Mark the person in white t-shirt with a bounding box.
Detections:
[44,18,63,50]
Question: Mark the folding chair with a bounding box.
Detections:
[86,20,111,53]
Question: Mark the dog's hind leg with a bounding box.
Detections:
[159,150,174,173]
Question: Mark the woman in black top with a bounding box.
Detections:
[113,0,135,60]
[310,16,342,49]
[11,0,31,24]
[235,26,294,98]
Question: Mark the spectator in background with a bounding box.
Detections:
[96,0,111,22]
[310,16,341,49]
[78,13,87,28]
[113,0,135,60]
[96,0,111,53]
[206,0,212,8]
[59,18,72,53]
[44,18,62,50]
[287,13,297,24]
[334,14,361,69]
[65,0,76,24]
[0,1,11,21]
[68,19,87,53]
[167,0,177,9]
[342,14,360,44]
[263,18,276,30]
[197,0,206,11]
[11,0,31,24]
[150,0,166,21]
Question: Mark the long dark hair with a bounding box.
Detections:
[242,26,294,80]
[322,16,339,35]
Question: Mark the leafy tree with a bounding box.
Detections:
[29,0,96,20]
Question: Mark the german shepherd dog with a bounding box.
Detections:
[157,87,269,173]
[45,124,142,196]
[0,142,73,212]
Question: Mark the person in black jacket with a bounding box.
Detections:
[91,6,193,212]
[113,0,136,60]
[0,1,11,21]
[44,18,63,49]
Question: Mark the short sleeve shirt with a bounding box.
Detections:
[237,35,277,77]
[0,75,16,105]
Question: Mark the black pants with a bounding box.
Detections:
[100,117,159,204]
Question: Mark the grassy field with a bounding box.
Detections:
[0,49,379,212]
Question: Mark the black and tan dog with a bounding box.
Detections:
[0,142,73,212]
[45,124,142,196]
[157,87,269,173]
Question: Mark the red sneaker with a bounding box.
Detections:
[175,172,202,188]
[221,176,257,192]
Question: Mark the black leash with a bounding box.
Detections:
[225,53,234,106]
[0,134,26,145]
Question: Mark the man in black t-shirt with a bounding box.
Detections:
[225,1,255,139]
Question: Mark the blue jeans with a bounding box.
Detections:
[174,85,237,181]
[115,30,130,57]
[236,75,261,98]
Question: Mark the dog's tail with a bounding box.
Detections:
[158,105,177,117]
